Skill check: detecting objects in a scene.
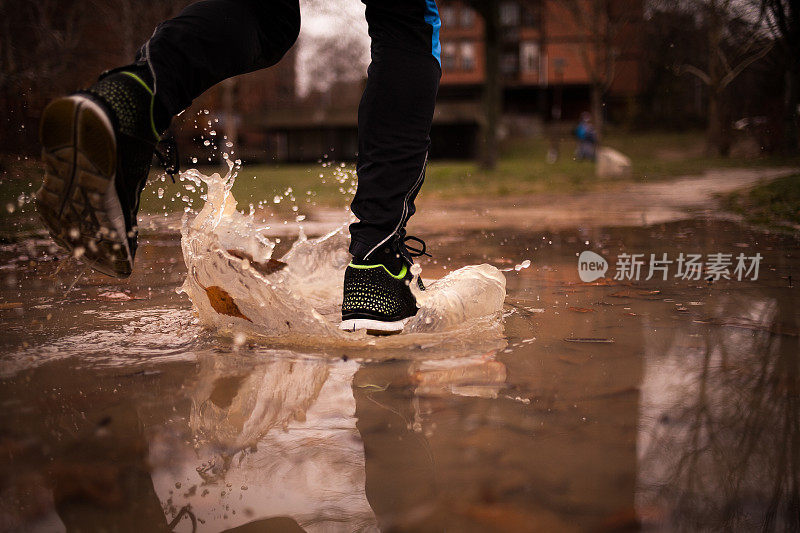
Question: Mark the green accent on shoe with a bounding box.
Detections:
[120,71,161,141]
[348,262,408,280]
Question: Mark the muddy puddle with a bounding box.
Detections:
[1,190,799,530]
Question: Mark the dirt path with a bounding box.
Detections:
[410,167,798,233]
[140,167,798,237]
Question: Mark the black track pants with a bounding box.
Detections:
[136,0,441,259]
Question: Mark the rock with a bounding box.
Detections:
[596,147,632,178]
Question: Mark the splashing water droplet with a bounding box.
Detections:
[514,259,531,271]
[178,165,506,346]
[233,332,246,348]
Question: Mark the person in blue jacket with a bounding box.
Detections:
[574,111,597,161]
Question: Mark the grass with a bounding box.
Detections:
[139,161,357,217]
[143,130,800,209]
[423,130,800,198]
[2,130,798,240]
[723,173,800,231]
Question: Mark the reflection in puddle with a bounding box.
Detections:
[637,290,800,530]
[151,357,378,531]
[0,308,202,378]
[411,354,507,399]
[1,218,798,530]
[146,353,511,531]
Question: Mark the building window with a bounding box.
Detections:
[460,42,476,71]
[501,51,518,74]
[520,41,539,73]
[440,5,456,28]
[443,42,457,71]
[500,2,520,26]
[460,6,475,27]
[521,4,540,28]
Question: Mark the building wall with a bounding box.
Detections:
[438,2,486,84]
[437,0,643,97]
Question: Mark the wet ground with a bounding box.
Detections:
[1,171,799,532]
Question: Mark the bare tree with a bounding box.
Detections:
[760,0,800,154]
[296,0,370,98]
[0,0,183,154]
[94,0,178,61]
[675,0,773,156]
[560,0,641,138]
[0,0,92,153]
[638,289,800,530]
[297,33,369,99]
[462,0,502,170]
[0,0,87,93]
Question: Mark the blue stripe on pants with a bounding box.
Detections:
[424,0,441,65]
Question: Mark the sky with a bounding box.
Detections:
[295,0,371,96]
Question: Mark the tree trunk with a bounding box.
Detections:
[591,83,603,142]
[706,90,724,156]
[705,5,725,157]
[783,65,800,154]
[120,0,136,61]
[479,2,501,170]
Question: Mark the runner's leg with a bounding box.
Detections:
[349,0,442,260]
[36,0,301,277]
[136,0,301,121]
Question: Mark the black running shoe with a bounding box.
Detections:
[340,236,428,335]
[36,68,166,277]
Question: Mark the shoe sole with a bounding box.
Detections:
[37,95,133,278]
[339,318,411,336]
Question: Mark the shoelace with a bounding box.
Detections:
[403,235,428,291]
[154,134,180,182]
[403,235,431,258]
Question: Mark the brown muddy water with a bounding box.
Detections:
[1,212,799,532]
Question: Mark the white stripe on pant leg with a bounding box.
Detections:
[364,152,428,260]
[142,31,158,97]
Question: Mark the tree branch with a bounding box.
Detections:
[719,41,774,89]
[677,63,712,85]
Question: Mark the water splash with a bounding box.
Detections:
[179,163,507,353]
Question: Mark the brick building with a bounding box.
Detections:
[436,0,644,123]
[253,0,645,162]
[435,0,644,159]
[126,0,644,163]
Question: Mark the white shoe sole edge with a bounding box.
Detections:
[339,318,411,334]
